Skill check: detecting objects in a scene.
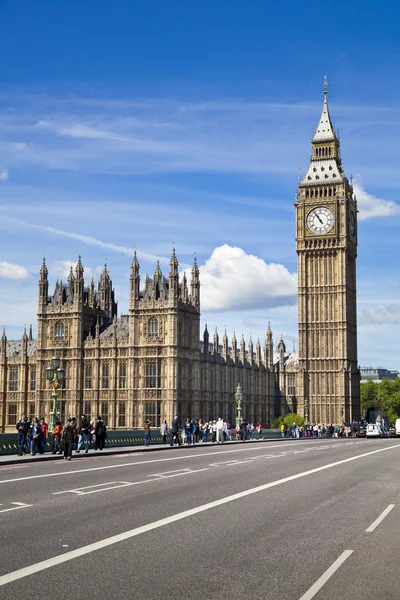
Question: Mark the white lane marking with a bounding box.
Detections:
[0,441,331,485]
[148,468,191,477]
[299,550,353,600]
[365,504,395,533]
[53,482,119,495]
[0,502,32,514]
[52,469,209,495]
[0,445,398,586]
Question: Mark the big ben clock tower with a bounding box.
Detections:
[296,78,360,425]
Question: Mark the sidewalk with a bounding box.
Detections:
[0,436,297,466]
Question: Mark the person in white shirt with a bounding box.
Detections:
[216,417,224,443]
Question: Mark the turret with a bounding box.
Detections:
[88,277,96,308]
[231,331,237,363]
[168,248,179,304]
[68,265,75,299]
[152,261,163,301]
[29,324,33,341]
[264,321,273,369]
[256,338,262,365]
[248,335,254,366]
[222,329,229,361]
[278,334,286,364]
[74,255,84,307]
[38,256,49,309]
[99,263,111,315]
[181,272,188,303]
[1,328,7,354]
[213,327,219,356]
[190,255,200,308]
[130,250,140,308]
[240,333,246,364]
[203,323,209,355]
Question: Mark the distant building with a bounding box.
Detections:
[360,367,400,384]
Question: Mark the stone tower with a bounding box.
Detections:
[296,78,360,424]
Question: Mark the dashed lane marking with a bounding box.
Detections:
[0,444,398,587]
[0,502,32,514]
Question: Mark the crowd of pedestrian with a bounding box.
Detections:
[153,417,264,446]
[280,422,361,439]
[15,414,108,461]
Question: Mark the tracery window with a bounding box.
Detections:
[30,369,36,391]
[9,369,18,392]
[8,403,17,426]
[85,362,92,389]
[118,402,126,427]
[145,361,161,389]
[148,318,159,338]
[119,362,127,389]
[102,363,109,389]
[145,401,161,428]
[55,323,65,341]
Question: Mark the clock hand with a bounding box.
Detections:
[316,214,323,224]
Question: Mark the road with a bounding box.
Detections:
[0,438,399,599]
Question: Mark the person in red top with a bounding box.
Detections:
[52,421,63,454]
[40,417,49,454]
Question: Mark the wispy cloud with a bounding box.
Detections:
[0,168,8,181]
[358,303,400,325]
[0,216,170,265]
[0,261,30,280]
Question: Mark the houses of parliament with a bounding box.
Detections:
[0,81,360,432]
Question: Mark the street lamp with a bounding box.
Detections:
[235,383,244,429]
[304,397,309,424]
[46,355,66,430]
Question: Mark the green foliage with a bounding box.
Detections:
[271,413,305,428]
[283,413,305,427]
[361,378,400,424]
[271,416,283,429]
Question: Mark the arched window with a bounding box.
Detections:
[148,318,159,338]
[85,362,92,389]
[55,323,65,341]
[102,363,109,389]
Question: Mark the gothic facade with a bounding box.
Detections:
[0,252,298,433]
[0,81,360,433]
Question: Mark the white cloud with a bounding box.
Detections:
[0,168,9,181]
[198,245,297,311]
[51,260,102,282]
[0,261,30,280]
[358,304,400,325]
[354,182,400,220]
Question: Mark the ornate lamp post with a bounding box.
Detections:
[46,356,66,430]
[235,383,244,429]
[304,397,309,425]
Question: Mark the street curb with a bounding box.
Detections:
[0,436,305,466]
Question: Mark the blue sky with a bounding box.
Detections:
[0,0,400,368]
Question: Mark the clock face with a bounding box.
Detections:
[350,210,356,238]
[306,206,334,235]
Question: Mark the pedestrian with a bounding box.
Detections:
[239,420,247,441]
[211,421,217,443]
[280,423,285,439]
[62,418,77,461]
[52,420,63,454]
[169,415,181,446]
[184,418,192,445]
[201,422,209,442]
[95,416,107,450]
[160,420,169,444]
[216,417,224,443]
[29,417,42,455]
[76,414,91,453]
[257,423,263,440]
[144,419,152,446]
[16,414,29,456]
[40,417,48,453]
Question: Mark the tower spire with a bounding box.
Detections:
[312,75,336,142]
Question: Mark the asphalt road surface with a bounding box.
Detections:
[0,438,399,599]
